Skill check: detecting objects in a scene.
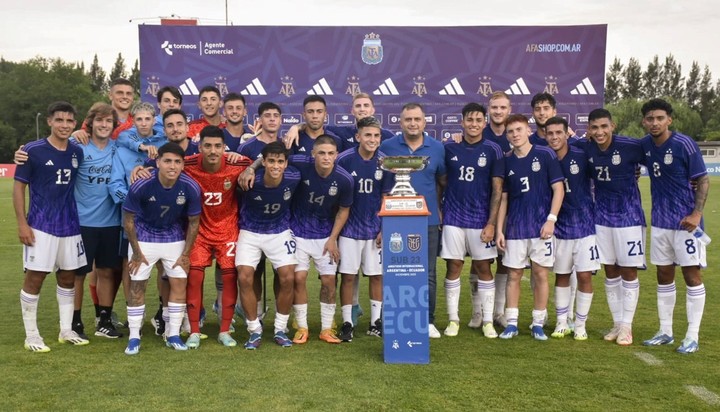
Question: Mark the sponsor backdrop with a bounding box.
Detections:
[139,25,607,139]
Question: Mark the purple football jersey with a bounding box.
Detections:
[123,172,202,243]
[14,139,84,236]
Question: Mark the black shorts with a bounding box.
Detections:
[78,226,122,275]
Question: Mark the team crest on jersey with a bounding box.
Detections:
[71,154,79,169]
[283,188,292,201]
[664,150,673,165]
[477,155,487,168]
[531,157,541,172]
[224,178,232,191]
[569,160,579,175]
[375,169,383,180]
[329,183,338,196]
[176,195,186,205]
[407,234,422,252]
[611,151,621,165]
[389,232,403,253]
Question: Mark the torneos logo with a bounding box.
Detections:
[160,40,197,56]
[161,41,173,56]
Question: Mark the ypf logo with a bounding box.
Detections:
[161,41,173,56]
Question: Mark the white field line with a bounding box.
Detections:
[686,385,720,406]
[633,352,663,366]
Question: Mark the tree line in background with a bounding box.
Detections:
[1,52,719,162]
[0,54,140,162]
[605,54,720,141]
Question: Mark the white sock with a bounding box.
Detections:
[341,304,353,326]
[445,278,461,322]
[494,273,507,316]
[469,272,481,315]
[56,286,74,332]
[575,291,593,329]
[657,282,676,336]
[621,279,639,326]
[293,304,308,329]
[274,312,289,334]
[532,309,547,327]
[320,302,335,330]
[477,280,495,323]
[554,286,571,325]
[505,307,519,327]
[604,277,622,324]
[167,302,185,337]
[370,300,382,324]
[568,271,578,320]
[127,305,145,340]
[686,284,705,342]
[20,290,40,338]
[246,318,262,334]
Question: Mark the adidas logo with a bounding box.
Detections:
[569,77,597,95]
[646,151,651,157]
[306,78,333,95]
[149,196,156,202]
[439,78,465,95]
[303,180,310,186]
[508,170,515,176]
[351,171,358,176]
[85,155,93,161]
[372,78,399,96]
[298,147,306,152]
[254,196,262,201]
[450,156,458,161]
[179,78,200,96]
[45,160,54,166]
[504,77,531,95]
[240,78,267,96]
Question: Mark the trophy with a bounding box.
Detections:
[378,156,429,197]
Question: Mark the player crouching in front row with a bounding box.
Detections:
[123,142,202,355]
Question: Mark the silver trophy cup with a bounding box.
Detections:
[378,156,429,197]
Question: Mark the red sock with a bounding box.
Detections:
[187,267,205,333]
[221,268,238,333]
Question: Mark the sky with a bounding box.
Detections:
[2,0,719,81]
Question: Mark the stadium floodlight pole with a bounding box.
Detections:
[35,112,41,140]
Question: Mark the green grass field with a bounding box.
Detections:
[0,177,718,411]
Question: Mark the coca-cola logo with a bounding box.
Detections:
[88,165,112,174]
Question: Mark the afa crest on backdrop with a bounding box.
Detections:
[362,33,383,65]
